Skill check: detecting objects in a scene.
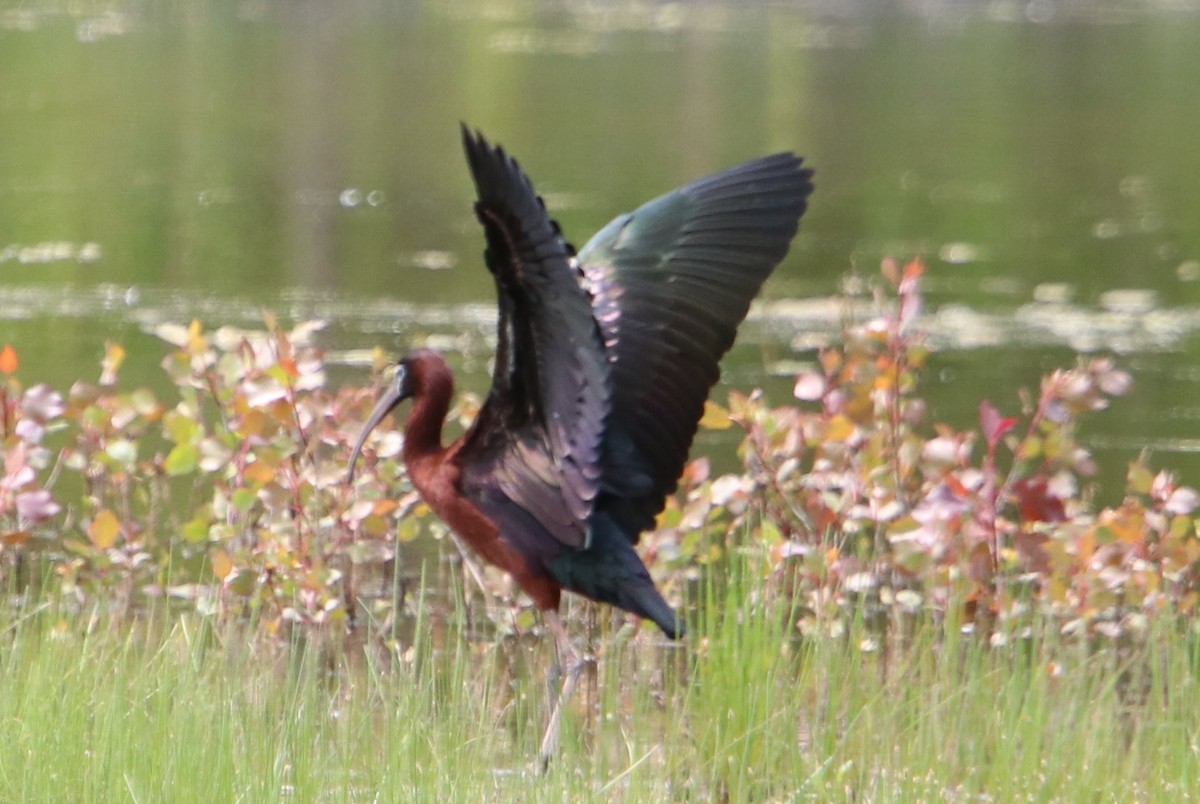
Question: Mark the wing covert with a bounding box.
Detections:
[457,127,611,548]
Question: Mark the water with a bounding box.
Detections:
[2,0,1200,495]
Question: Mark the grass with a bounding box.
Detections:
[1,566,1198,802]
[2,280,1194,798]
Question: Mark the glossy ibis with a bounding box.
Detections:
[348,126,813,767]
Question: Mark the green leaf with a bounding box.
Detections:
[397,517,422,542]
[182,517,211,544]
[198,437,234,472]
[1128,462,1154,495]
[131,388,160,415]
[362,514,390,538]
[231,488,257,513]
[104,439,138,465]
[81,404,109,430]
[208,523,235,544]
[1169,515,1192,541]
[226,568,258,597]
[164,410,200,445]
[1018,436,1043,461]
[164,444,199,475]
[758,519,783,543]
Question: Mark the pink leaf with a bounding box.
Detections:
[979,400,1017,450]
[1166,486,1200,516]
[793,372,826,401]
[14,419,45,445]
[4,441,28,480]
[897,261,924,331]
[16,489,60,522]
[1098,366,1132,396]
[21,384,65,421]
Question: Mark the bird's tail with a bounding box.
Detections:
[548,513,686,639]
[624,582,686,639]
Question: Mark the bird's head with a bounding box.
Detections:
[346,357,417,483]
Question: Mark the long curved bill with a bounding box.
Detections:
[345,382,407,484]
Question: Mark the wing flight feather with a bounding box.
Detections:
[579,152,814,537]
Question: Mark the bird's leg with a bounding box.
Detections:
[447,531,491,600]
[544,649,563,715]
[538,608,592,773]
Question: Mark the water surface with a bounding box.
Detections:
[2,0,1200,493]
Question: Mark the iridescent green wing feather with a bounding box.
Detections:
[579,152,814,537]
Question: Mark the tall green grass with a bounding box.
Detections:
[2,569,1196,801]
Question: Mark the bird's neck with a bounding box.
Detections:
[402,367,453,462]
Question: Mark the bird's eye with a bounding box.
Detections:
[379,362,402,387]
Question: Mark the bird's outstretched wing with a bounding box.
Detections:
[456,126,610,549]
[579,152,815,537]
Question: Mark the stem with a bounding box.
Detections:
[982,441,1001,576]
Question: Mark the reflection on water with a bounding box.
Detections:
[3,279,1197,361]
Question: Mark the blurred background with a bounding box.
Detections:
[1,0,1199,495]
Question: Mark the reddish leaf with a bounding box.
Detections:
[679,457,710,486]
[944,474,970,498]
[0,344,18,375]
[979,400,1017,450]
[1012,477,1067,523]
[901,258,926,286]
[1,530,31,546]
[968,541,995,584]
[1014,530,1051,574]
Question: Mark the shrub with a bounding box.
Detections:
[659,259,1198,644]
[0,260,1195,649]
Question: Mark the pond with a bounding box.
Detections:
[2,0,1200,499]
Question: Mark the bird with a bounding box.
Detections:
[348,125,813,768]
